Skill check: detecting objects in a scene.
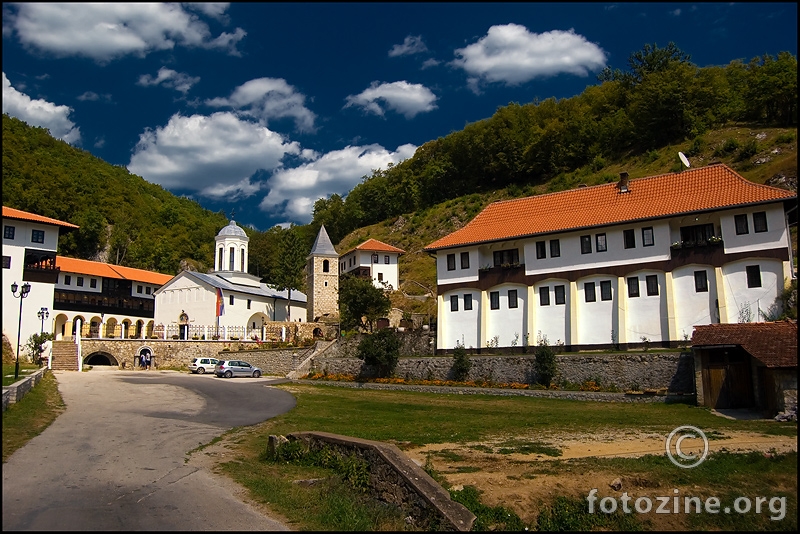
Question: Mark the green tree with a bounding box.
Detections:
[357,328,401,377]
[534,336,557,387]
[450,342,472,381]
[272,226,307,322]
[338,275,391,332]
[24,332,53,365]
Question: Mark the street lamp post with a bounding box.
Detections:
[11,282,32,381]
[38,307,49,334]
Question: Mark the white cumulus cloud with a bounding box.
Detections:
[2,72,81,144]
[127,112,300,201]
[5,3,245,63]
[260,143,417,223]
[451,24,607,90]
[205,77,316,132]
[138,67,200,94]
[388,35,428,57]
[344,81,437,119]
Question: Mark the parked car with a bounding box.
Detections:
[189,357,219,374]
[214,359,262,378]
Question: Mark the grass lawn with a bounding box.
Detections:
[2,363,41,387]
[2,371,65,463]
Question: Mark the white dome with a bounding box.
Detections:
[217,220,247,238]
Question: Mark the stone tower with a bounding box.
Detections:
[306,225,339,322]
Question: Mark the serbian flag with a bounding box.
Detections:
[216,287,224,316]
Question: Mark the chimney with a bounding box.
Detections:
[617,172,630,193]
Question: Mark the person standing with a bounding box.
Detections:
[144,350,151,370]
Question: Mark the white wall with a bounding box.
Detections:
[532,279,568,346]
[721,258,785,323]
[671,264,718,339]
[484,283,527,348]
[440,289,480,350]
[623,270,667,343]
[576,274,617,345]
[721,205,789,254]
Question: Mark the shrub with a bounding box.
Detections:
[735,139,759,161]
[356,329,400,377]
[713,138,739,157]
[451,343,471,381]
[534,337,557,387]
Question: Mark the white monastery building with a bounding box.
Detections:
[154,220,307,340]
[2,206,78,358]
[339,238,405,290]
[424,164,796,352]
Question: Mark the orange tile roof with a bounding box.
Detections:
[3,206,79,228]
[342,238,405,256]
[692,321,797,368]
[56,256,173,285]
[424,164,795,251]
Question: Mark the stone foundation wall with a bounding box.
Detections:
[323,332,434,359]
[287,431,475,531]
[2,367,48,410]
[311,352,694,392]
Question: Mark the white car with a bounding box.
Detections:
[189,357,219,374]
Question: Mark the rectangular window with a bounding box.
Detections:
[746,265,761,288]
[145,286,151,295]
[680,223,715,244]
[464,294,473,311]
[372,253,379,264]
[508,289,518,308]
[378,273,383,281]
[229,295,234,306]
[493,248,519,267]
[596,233,607,252]
[554,285,565,305]
[550,239,560,258]
[642,227,654,247]
[753,212,768,233]
[447,253,456,271]
[490,291,500,310]
[580,235,592,254]
[627,277,640,298]
[735,214,749,235]
[584,282,596,302]
[450,295,459,312]
[694,271,708,293]
[384,255,390,264]
[460,252,470,269]
[3,226,15,239]
[90,278,97,288]
[646,275,659,296]
[32,229,45,243]
[600,280,613,301]
[623,229,635,249]
[137,284,143,293]
[2,256,10,269]
[536,241,546,259]
[77,277,84,287]
[539,286,550,306]
[64,275,71,285]
[247,299,252,309]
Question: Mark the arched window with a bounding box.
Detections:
[240,247,246,272]
[323,259,329,272]
[229,246,235,271]
[217,247,223,271]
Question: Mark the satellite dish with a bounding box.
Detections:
[678,152,691,168]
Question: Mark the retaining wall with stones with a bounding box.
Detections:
[2,367,48,411]
[310,351,695,392]
[286,431,475,531]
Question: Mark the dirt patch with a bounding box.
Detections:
[404,430,797,527]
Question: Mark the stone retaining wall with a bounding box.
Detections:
[286,431,475,531]
[2,368,48,411]
[310,352,695,393]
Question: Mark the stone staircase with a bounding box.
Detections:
[51,340,79,371]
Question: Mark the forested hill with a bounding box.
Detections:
[2,113,229,274]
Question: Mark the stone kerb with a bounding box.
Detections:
[2,367,48,410]
[287,431,475,531]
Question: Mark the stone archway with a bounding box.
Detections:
[84,351,119,367]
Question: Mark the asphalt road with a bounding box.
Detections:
[2,369,296,531]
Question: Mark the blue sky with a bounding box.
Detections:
[2,3,797,232]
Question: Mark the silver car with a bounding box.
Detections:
[189,357,219,374]
[214,359,262,378]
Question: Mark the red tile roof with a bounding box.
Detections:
[342,238,405,256]
[692,320,798,368]
[424,164,795,251]
[56,256,173,285]
[3,206,79,228]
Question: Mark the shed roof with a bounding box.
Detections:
[692,320,798,368]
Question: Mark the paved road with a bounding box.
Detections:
[2,369,296,531]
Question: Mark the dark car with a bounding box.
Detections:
[214,359,262,378]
